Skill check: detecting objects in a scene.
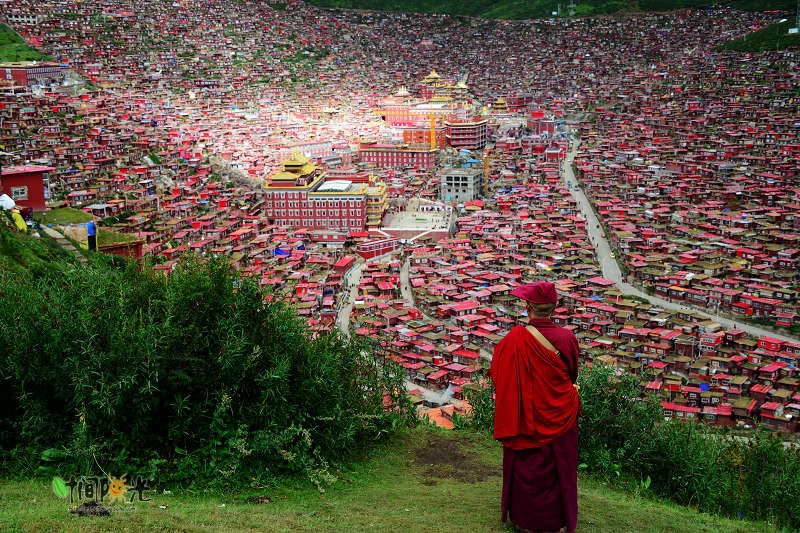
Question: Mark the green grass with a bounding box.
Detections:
[38,207,93,225]
[308,0,795,19]
[36,207,136,246]
[96,228,139,246]
[0,428,776,532]
[0,23,52,62]
[0,213,77,275]
[717,19,800,52]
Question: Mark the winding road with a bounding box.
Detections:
[561,137,798,344]
[331,135,797,411]
[335,260,365,335]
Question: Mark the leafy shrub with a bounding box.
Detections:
[0,252,413,488]
[460,362,800,529]
[577,365,663,480]
[451,371,494,433]
[578,364,800,530]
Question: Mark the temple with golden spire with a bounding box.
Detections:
[418,69,470,104]
[263,151,388,231]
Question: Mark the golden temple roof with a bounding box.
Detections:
[422,70,440,82]
[266,150,321,187]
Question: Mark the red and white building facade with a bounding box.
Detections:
[263,153,387,232]
[1,62,65,88]
[357,142,437,170]
[0,164,53,211]
[445,118,488,150]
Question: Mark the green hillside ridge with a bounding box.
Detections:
[0,211,82,276]
[2,220,800,531]
[0,23,53,62]
[717,18,800,51]
[2,5,797,65]
[308,0,795,20]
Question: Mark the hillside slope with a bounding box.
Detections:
[0,213,83,277]
[308,0,795,20]
[0,428,777,532]
[0,214,780,533]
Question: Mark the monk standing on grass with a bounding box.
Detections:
[489,281,580,533]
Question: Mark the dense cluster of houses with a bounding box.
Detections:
[572,85,798,326]
[2,2,782,186]
[344,186,800,430]
[1,3,799,427]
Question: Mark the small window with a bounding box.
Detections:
[10,186,28,201]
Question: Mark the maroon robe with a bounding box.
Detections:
[490,319,580,533]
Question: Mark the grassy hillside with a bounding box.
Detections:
[0,428,777,532]
[717,18,800,51]
[309,0,795,19]
[0,23,52,62]
[2,218,797,530]
[0,211,81,277]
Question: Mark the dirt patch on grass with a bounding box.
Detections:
[411,433,500,485]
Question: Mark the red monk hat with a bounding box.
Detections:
[510,281,558,304]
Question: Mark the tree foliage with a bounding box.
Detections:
[308,0,796,20]
[462,363,800,529]
[0,226,413,489]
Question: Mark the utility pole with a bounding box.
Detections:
[790,0,800,34]
[794,0,800,33]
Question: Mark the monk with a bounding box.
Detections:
[489,281,580,533]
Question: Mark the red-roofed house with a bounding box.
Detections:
[760,402,792,431]
[703,404,734,427]
[1,165,54,211]
[758,336,784,353]
[661,402,701,420]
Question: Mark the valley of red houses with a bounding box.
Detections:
[0,3,798,429]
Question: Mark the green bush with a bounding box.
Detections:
[577,365,664,479]
[0,253,413,489]
[465,363,800,529]
[452,371,494,433]
[578,365,800,530]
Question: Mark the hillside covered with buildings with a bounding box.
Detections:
[0,1,798,435]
